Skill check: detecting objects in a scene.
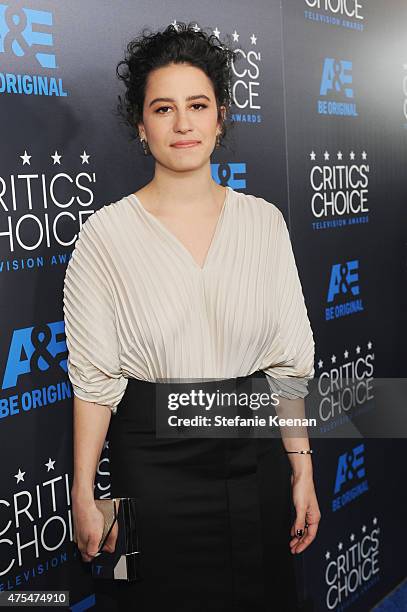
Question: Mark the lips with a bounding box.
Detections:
[171,141,201,148]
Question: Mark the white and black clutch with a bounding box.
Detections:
[73,497,141,582]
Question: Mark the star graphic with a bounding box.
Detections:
[324,150,330,160]
[350,151,355,160]
[361,151,367,160]
[337,151,343,160]
[362,525,367,533]
[344,350,349,359]
[15,468,25,483]
[103,440,109,450]
[331,354,336,364]
[232,30,239,42]
[350,533,355,541]
[310,151,316,160]
[325,550,330,560]
[80,150,90,164]
[356,345,361,354]
[51,151,62,165]
[318,359,323,369]
[367,341,372,350]
[213,27,220,38]
[20,150,31,165]
[250,33,257,45]
[45,458,56,471]
[338,542,343,550]
[171,19,178,31]
[192,24,200,32]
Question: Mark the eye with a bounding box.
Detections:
[155,106,171,114]
[154,103,208,114]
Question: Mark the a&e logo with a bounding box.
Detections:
[318,57,357,117]
[0,3,68,96]
[1,321,70,420]
[3,321,67,390]
[326,259,364,320]
[211,162,246,190]
[0,3,55,67]
[332,443,368,511]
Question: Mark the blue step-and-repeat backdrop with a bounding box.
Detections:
[1,1,406,610]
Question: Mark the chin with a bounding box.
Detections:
[167,155,209,170]
[173,163,205,172]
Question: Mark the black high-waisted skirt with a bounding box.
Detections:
[100,370,300,612]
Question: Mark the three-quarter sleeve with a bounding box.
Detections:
[263,209,315,399]
[63,211,127,414]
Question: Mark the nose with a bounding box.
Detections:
[172,109,193,133]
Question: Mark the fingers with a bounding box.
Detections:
[289,506,307,555]
[291,506,307,539]
[290,520,318,554]
[76,533,101,563]
[79,521,119,561]
[85,533,101,561]
[290,506,321,554]
[80,547,98,562]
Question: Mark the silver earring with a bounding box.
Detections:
[140,137,150,156]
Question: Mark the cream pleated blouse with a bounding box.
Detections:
[63,186,315,415]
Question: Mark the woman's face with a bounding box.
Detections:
[137,62,225,170]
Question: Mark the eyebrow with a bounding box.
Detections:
[148,94,211,108]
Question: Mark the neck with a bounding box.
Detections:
[146,163,224,208]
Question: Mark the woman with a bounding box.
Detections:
[63,22,321,612]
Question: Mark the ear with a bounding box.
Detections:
[137,121,145,140]
[217,105,227,135]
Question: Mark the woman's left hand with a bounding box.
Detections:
[289,471,321,554]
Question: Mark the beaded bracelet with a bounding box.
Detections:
[285,450,313,454]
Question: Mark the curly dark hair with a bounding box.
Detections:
[115,21,239,151]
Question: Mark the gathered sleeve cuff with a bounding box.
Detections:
[63,212,127,414]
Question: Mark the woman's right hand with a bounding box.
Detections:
[72,497,119,562]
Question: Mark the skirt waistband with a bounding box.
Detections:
[113,370,270,434]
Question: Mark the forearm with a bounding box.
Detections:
[274,395,313,477]
[71,396,112,502]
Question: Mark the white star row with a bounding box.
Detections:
[20,150,91,166]
[14,458,56,483]
[14,443,110,483]
[310,150,368,161]
[317,342,373,369]
[170,20,258,44]
[324,518,378,559]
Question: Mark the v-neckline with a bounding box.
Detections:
[131,186,231,272]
